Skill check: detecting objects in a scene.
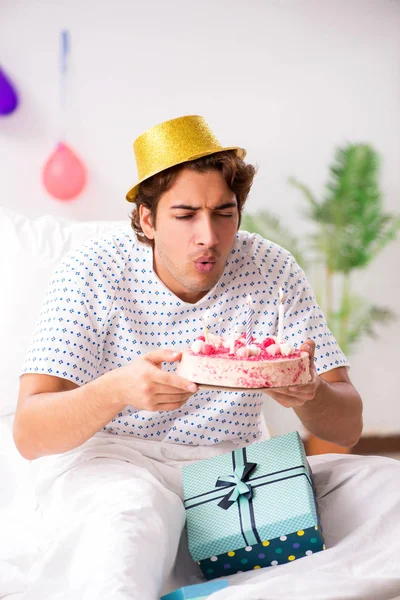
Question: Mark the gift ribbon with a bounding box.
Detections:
[215,459,257,510]
[225,449,260,545]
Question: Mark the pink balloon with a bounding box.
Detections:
[42,142,87,201]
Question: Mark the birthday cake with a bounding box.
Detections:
[177,333,311,389]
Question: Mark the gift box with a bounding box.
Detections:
[160,579,228,600]
[182,431,325,580]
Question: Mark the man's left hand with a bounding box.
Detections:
[261,340,322,408]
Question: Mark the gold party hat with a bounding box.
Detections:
[125,115,246,202]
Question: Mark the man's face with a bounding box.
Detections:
[140,168,239,304]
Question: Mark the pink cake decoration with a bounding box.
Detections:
[177,332,311,390]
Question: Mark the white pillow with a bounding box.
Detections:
[0,208,130,417]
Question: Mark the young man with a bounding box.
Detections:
[15,115,363,598]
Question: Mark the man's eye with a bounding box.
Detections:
[175,213,234,220]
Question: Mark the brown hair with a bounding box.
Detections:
[130,150,257,246]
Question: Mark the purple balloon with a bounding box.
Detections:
[0,67,19,115]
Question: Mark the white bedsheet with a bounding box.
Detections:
[0,417,39,600]
[1,424,400,600]
[212,453,400,600]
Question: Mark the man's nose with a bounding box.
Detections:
[196,217,219,247]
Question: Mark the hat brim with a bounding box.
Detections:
[125,146,247,203]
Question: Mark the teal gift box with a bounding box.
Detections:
[182,431,325,580]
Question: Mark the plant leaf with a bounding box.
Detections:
[289,144,400,273]
[241,210,308,270]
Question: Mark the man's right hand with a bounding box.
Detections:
[100,349,198,412]
[15,349,198,459]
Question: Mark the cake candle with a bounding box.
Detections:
[217,317,223,337]
[201,310,210,343]
[246,295,253,346]
[230,325,237,354]
[277,288,285,343]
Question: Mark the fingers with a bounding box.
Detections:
[144,350,198,393]
[153,384,196,395]
[286,371,317,394]
[299,340,316,385]
[300,339,315,365]
[151,392,193,412]
[132,354,198,412]
[263,378,318,408]
[266,389,309,408]
[144,349,182,366]
[154,369,198,393]
[144,371,196,406]
[157,402,188,412]
[269,381,315,397]
[141,394,192,412]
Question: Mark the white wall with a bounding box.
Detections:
[2,0,400,435]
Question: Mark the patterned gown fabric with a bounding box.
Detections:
[22,229,348,445]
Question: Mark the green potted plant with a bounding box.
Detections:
[242,144,400,356]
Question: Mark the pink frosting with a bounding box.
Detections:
[191,335,301,362]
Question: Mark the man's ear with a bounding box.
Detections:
[139,205,155,240]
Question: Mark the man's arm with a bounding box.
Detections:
[264,340,363,448]
[293,366,363,447]
[14,373,125,460]
[14,350,197,461]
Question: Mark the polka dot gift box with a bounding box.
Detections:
[182,431,325,580]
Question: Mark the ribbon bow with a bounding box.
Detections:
[216,461,257,510]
